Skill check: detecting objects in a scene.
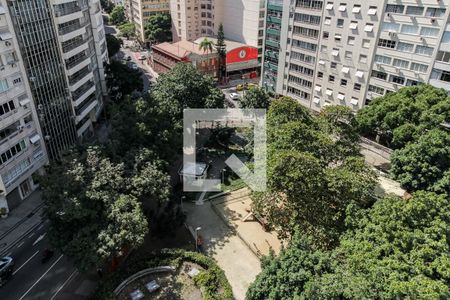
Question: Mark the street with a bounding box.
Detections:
[0,221,77,300]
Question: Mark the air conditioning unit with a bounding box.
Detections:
[17,125,24,131]
[388,31,396,37]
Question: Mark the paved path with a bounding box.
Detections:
[185,201,261,300]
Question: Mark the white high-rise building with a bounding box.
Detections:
[262,0,450,111]
[0,0,48,212]
[0,0,108,213]
[170,0,266,58]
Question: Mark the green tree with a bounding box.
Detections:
[199,37,214,54]
[106,60,143,94]
[106,34,122,57]
[240,87,270,109]
[249,191,450,300]
[216,23,227,82]
[42,147,148,271]
[306,191,450,299]
[246,234,332,300]
[356,84,449,148]
[267,96,314,128]
[110,5,125,25]
[118,22,136,39]
[391,128,450,194]
[151,63,224,120]
[144,13,172,43]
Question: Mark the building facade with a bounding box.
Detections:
[261,0,450,112]
[7,0,108,159]
[128,0,170,42]
[170,0,266,57]
[0,0,48,213]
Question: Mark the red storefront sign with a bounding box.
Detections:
[226,46,258,64]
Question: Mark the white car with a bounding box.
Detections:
[130,63,139,70]
[229,93,240,100]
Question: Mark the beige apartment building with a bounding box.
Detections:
[128,0,170,42]
[262,0,450,111]
[170,0,266,59]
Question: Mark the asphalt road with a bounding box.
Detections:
[222,87,244,108]
[0,221,77,300]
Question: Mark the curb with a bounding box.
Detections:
[114,266,176,295]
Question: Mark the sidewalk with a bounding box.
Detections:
[184,200,261,300]
[0,190,44,255]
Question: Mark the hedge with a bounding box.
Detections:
[90,248,233,300]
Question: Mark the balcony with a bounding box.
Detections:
[267,16,282,25]
[66,49,92,70]
[69,66,91,85]
[267,2,283,12]
[54,0,88,17]
[265,39,280,49]
[58,19,89,36]
[266,28,280,36]
[72,80,95,100]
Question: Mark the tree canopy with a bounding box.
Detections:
[252,97,376,247]
[240,87,270,109]
[42,147,150,271]
[248,191,450,299]
[100,0,114,13]
[144,13,172,43]
[106,60,143,95]
[106,34,121,57]
[391,128,450,194]
[118,22,136,39]
[356,84,450,149]
[151,63,224,119]
[110,5,126,25]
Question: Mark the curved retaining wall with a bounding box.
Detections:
[114,266,176,295]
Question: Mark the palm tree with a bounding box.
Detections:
[199,38,214,75]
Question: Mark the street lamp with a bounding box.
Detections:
[195,227,202,252]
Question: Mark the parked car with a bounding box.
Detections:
[229,92,240,100]
[236,84,244,91]
[0,256,14,286]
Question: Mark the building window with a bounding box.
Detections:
[374,55,391,65]
[410,62,428,73]
[390,75,405,84]
[425,8,446,17]
[331,62,337,69]
[362,39,370,48]
[401,24,419,34]
[323,31,329,39]
[347,36,355,45]
[317,72,323,78]
[406,79,421,86]
[420,27,440,37]
[0,79,9,93]
[359,54,368,63]
[385,4,404,14]
[354,83,362,91]
[431,69,450,82]
[329,75,335,82]
[378,39,396,48]
[344,51,352,59]
[406,6,424,15]
[0,100,15,116]
[321,45,328,53]
[397,42,414,52]
[0,140,26,166]
[334,34,342,42]
[381,22,400,32]
[436,50,450,62]
[415,45,434,56]
[368,84,385,95]
[337,19,344,27]
[392,58,409,69]
[352,4,361,14]
[340,79,347,86]
[371,70,388,80]
[324,17,331,25]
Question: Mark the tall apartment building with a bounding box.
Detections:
[7,0,108,159]
[127,0,170,42]
[170,0,266,57]
[262,0,450,112]
[0,1,48,212]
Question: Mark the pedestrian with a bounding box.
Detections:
[196,235,204,253]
